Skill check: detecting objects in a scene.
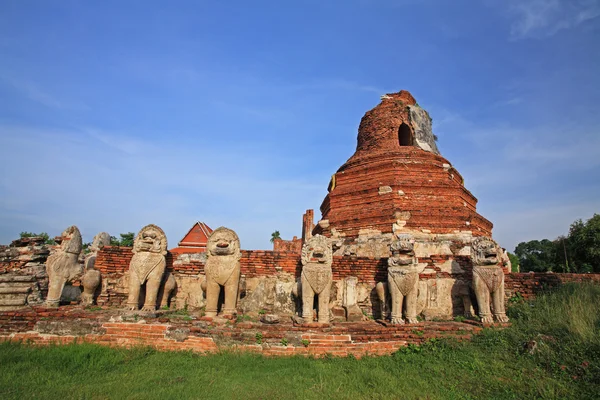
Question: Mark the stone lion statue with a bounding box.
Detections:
[126,224,168,311]
[80,232,110,306]
[203,227,241,317]
[300,234,333,323]
[386,234,420,324]
[471,236,509,323]
[45,225,83,307]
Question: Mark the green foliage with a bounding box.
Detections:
[508,292,524,304]
[0,284,599,399]
[82,242,92,254]
[236,314,253,323]
[269,231,281,244]
[507,252,519,272]
[255,333,263,344]
[110,232,135,247]
[301,339,310,347]
[280,338,288,346]
[503,283,600,385]
[514,214,600,273]
[514,239,560,272]
[19,231,55,245]
[567,214,600,273]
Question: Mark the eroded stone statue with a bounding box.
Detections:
[126,224,167,311]
[386,235,419,324]
[203,227,241,317]
[80,232,110,306]
[471,237,509,323]
[300,234,332,323]
[45,225,83,307]
[159,271,177,309]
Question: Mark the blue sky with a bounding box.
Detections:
[0,0,599,251]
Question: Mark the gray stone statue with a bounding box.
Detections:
[126,224,167,311]
[80,232,110,306]
[45,225,83,307]
[203,227,241,317]
[300,234,333,323]
[386,235,420,324]
[471,237,509,324]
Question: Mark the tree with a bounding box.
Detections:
[270,230,281,243]
[513,213,600,273]
[19,231,55,245]
[507,252,520,272]
[514,239,560,272]
[567,214,600,273]
[110,232,135,247]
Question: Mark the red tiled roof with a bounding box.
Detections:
[169,221,213,253]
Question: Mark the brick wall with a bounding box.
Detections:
[0,307,482,358]
[95,247,476,283]
[505,272,600,300]
[272,238,302,254]
[95,247,600,306]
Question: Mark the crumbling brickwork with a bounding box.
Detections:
[0,237,50,310]
[272,238,302,253]
[0,306,482,357]
[314,91,492,240]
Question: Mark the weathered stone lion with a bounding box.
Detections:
[300,234,333,323]
[126,224,167,311]
[45,225,83,307]
[80,232,110,306]
[203,227,241,317]
[471,237,509,323]
[386,234,420,324]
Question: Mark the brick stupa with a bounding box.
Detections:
[313,90,493,258]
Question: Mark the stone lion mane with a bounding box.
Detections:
[300,234,332,266]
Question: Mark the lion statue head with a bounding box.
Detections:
[133,224,168,256]
[301,235,332,266]
[57,225,82,255]
[207,227,241,258]
[388,234,416,268]
[471,237,500,266]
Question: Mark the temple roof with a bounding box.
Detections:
[169,221,213,254]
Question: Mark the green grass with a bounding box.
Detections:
[1,283,599,399]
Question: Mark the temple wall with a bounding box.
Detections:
[0,307,482,357]
[2,243,599,319]
[87,247,600,320]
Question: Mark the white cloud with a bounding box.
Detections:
[0,125,326,249]
[505,0,600,39]
[0,76,89,111]
[430,105,600,252]
[489,201,599,252]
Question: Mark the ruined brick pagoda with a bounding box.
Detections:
[0,89,539,358]
[313,90,493,258]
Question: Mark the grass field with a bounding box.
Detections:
[1,283,599,399]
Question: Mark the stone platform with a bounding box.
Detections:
[0,306,484,358]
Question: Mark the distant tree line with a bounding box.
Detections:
[110,232,135,247]
[514,214,600,273]
[19,231,135,248]
[19,231,55,245]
